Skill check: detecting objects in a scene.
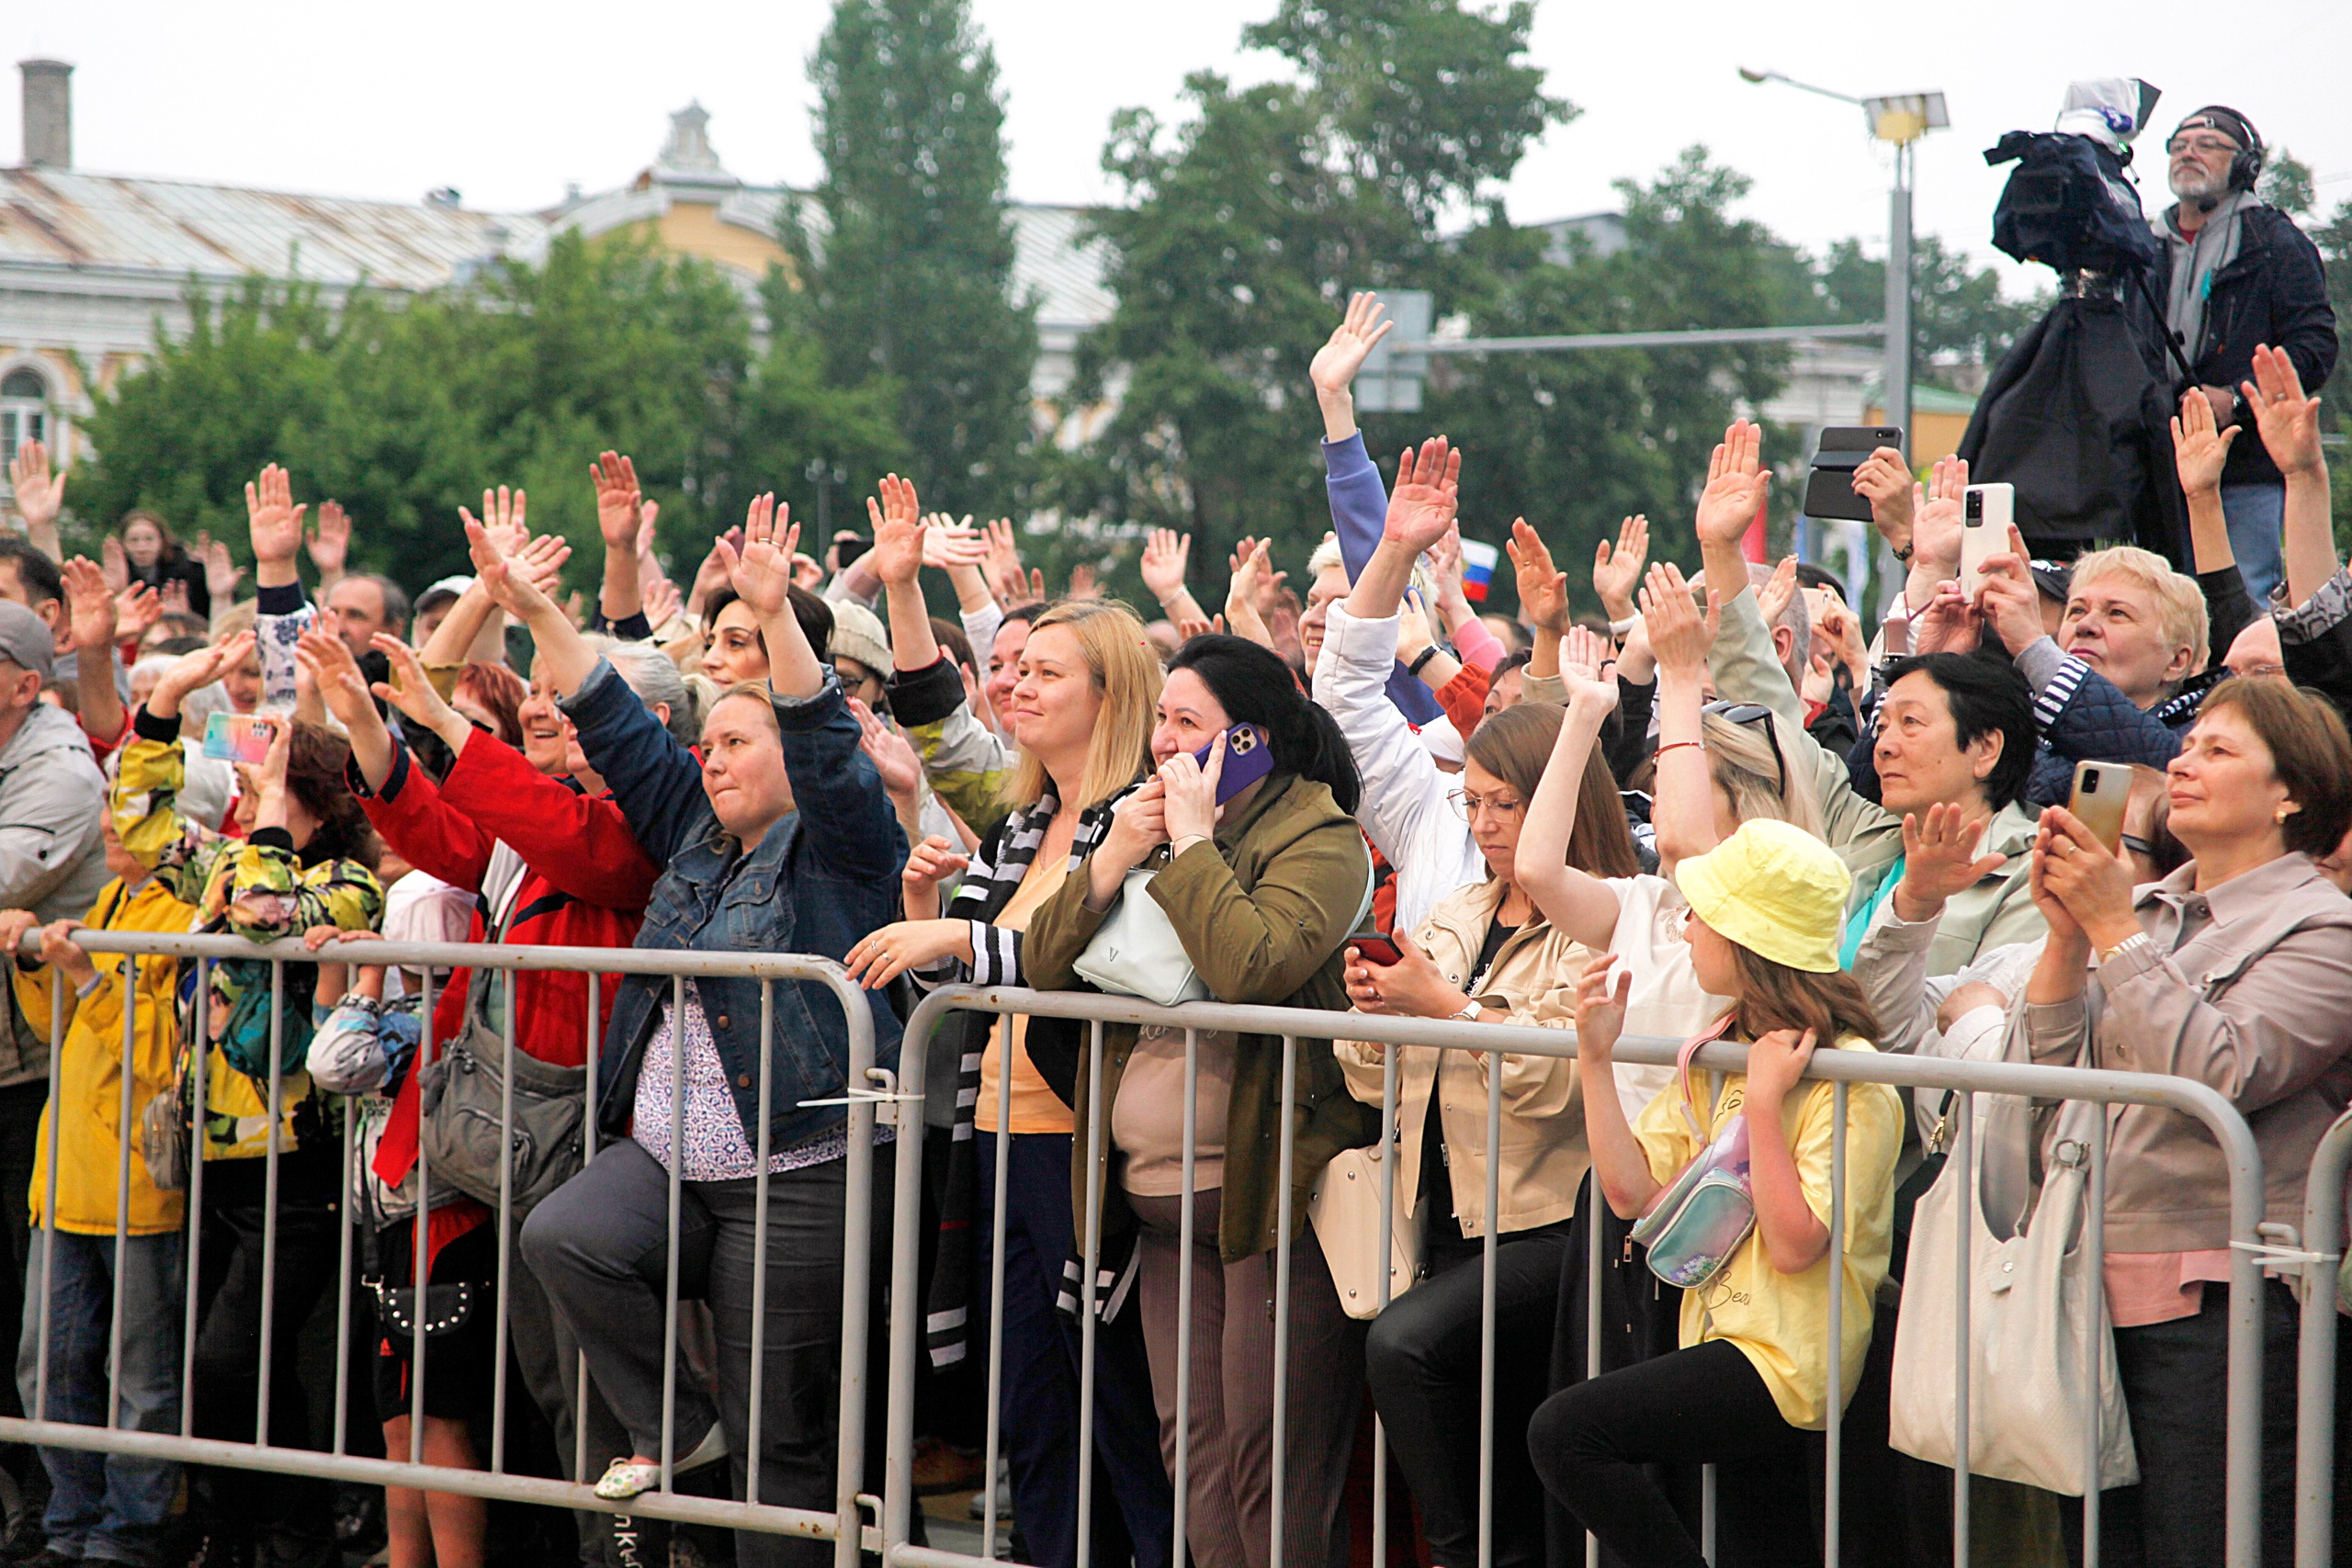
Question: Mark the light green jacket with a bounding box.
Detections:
[1707,590,2046,978]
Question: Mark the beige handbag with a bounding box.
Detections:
[1890,1095,2137,1495]
[1308,1141,1422,1320]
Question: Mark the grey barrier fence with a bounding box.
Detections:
[0,928,891,1568]
[1,938,2338,1568]
[2296,1110,2352,1566]
[878,985,2290,1568]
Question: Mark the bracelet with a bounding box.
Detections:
[1654,739,1704,759]
[1889,540,1915,563]
[1170,833,1211,860]
[1407,644,1442,676]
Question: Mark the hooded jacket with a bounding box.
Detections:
[0,702,110,1088]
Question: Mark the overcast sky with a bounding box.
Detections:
[11,0,2350,299]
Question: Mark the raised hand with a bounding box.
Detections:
[150,631,256,719]
[1591,514,1649,618]
[244,464,306,570]
[1173,608,1227,642]
[1973,524,2043,657]
[689,530,741,614]
[1573,952,1630,1065]
[307,500,351,581]
[7,440,66,539]
[514,531,572,600]
[1638,560,1718,680]
[1912,455,1969,576]
[100,535,129,592]
[1756,555,1798,633]
[160,578,191,615]
[1693,420,1769,546]
[1561,624,1613,687]
[1850,447,1915,555]
[2245,342,2325,479]
[458,485,528,558]
[203,537,245,600]
[1383,435,1462,554]
[1308,291,1395,399]
[920,514,989,571]
[2171,386,2239,498]
[2034,806,2140,951]
[867,477,924,588]
[1894,802,2008,922]
[590,452,643,549]
[114,584,162,643]
[981,518,1027,604]
[294,628,380,735]
[1140,528,1192,606]
[716,492,801,618]
[369,635,464,736]
[61,558,118,654]
[643,575,684,629]
[1506,517,1569,633]
[849,696,924,806]
[464,517,556,621]
[1068,562,1102,602]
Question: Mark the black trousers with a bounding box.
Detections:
[1364,1223,1568,1568]
[1529,1339,1815,1568]
[192,1158,343,1568]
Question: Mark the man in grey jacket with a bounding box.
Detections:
[0,596,107,1530]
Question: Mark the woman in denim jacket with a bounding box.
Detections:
[501,496,904,1568]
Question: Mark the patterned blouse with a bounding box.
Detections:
[632,981,893,1180]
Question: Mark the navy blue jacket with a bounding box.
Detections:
[561,659,907,1152]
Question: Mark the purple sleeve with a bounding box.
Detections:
[1322,434,1445,726]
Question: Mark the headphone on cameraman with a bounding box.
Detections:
[2179,106,2266,197]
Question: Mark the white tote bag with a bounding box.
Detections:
[1890,1096,2137,1495]
[1307,1142,1423,1319]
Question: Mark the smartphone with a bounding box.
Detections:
[1960,483,2014,600]
[2069,760,2130,856]
[1801,426,1905,523]
[1348,931,1404,967]
[201,713,280,765]
[1196,723,1276,805]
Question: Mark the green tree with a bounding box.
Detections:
[2260,150,2316,219]
[793,0,1036,518]
[1069,0,1570,598]
[1807,233,2048,381]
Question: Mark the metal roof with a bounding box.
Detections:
[0,167,547,291]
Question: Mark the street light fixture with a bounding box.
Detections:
[1740,68,1948,462]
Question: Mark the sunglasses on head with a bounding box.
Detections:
[1703,700,1789,802]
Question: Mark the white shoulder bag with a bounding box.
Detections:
[1889,1094,2137,1495]
[1071,867,1213,1010]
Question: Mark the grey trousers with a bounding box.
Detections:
[502,1239,633,1568]
[1129,1190,1363,1568]
[520,1136,892,1568]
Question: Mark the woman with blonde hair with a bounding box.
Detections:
[845,596,1175,1568]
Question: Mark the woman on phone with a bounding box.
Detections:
[1019,633,1375,1568]
[1333,700,1640,1568]
[1527,819,1903,1566]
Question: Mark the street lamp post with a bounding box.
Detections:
[1739,69,1947,464]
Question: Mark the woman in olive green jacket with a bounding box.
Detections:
[1021,634,1376,1568]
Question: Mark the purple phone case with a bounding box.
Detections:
[1198,723,1275,804]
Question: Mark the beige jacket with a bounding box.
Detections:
[1335,878,1589,1238]
[2016,852,2352,1250]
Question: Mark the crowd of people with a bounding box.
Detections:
[0,105,2345,1568]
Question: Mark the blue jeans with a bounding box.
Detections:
[14,1230,184,1565]
[2221,482,2286,604]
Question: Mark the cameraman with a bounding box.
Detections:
[2154,106,2336,601]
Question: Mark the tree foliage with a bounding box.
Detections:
[793,0,1037,518]
[1797,233,2049,382]
[76,232,903,588]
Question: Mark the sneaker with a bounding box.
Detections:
[965,1458,1010,1521]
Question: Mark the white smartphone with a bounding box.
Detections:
[1959,482,2014,599]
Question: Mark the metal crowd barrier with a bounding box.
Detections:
[2296,1110,2352,1566]
[1,938,2325,1568]
[1,929,890,1568]
[878,985,2279,1568]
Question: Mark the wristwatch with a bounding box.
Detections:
[2098,931,2151,966]
[1449,1000,1484,1022]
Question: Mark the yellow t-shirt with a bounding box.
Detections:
[1633,1038,1903,1430]
[971,854,1076,1136]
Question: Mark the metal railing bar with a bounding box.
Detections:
[180,963,208,1439]
[47,931,882,982]
[1477,1048,1500,1568]
[0,1416,843,1534]
[748,980,774,1507]
[34,979,60,1423]
[2294,1111,2352,1567]
[492,965,517,1472]
[578,968,599,1488]
[412,967,434,1465]
[333,1088,354,1456]
[1583,1165,1600,1568]
[1075,1020,1105,1568]
[2086,1105,2107,1565]
[1952,1090,1972,1562]
[660,972,685,1492]
[1271,1032,1297,1568]
[831,983,880,1568]
[1824,1079,1846,1567]
[878,984,934,1559]
[256,959,284,1449]
[107,952,136,1432]
[1174,1025,1197,1567]
[1373,1042,1396,1568]
[981,1043,1012,1559]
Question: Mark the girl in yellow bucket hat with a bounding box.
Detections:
[1528,818,1905,1567]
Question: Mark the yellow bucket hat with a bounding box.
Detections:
[1674,818,1851,974]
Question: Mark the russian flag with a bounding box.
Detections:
[1458,538,1500,603]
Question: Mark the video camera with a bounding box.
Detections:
[1984,79,2163,278]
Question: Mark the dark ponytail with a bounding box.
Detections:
[1165,634,1362,816]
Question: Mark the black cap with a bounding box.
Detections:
[2030,559,2072,604]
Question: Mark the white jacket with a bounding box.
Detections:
[1311,602,1487,933]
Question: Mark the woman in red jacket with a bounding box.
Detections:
[297,627,675,1544]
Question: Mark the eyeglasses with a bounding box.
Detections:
[1703,700,1789,802]
[1448,789,1524,823]
[2165,134,2239,157]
